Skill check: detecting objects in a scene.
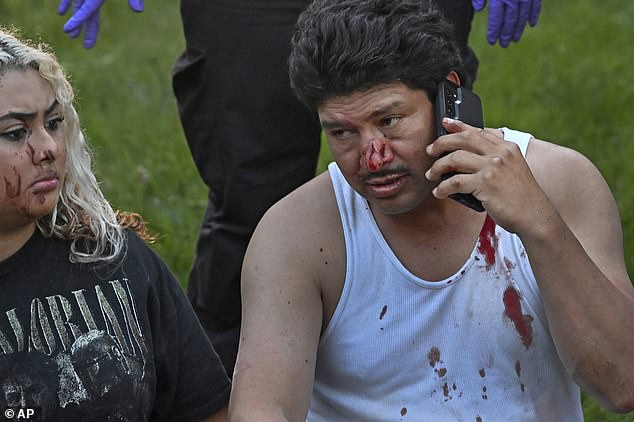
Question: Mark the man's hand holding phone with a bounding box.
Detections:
[426,118,554,236]
[427,118,504,212]
[434,80,485,211]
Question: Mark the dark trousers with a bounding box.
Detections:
[172,0,478,376]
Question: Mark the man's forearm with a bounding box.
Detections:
[521,214,634,412]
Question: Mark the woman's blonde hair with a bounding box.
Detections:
[0,27,153,264]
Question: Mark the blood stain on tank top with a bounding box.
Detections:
[515,360,521,377]
[400,407,407,416]
[503,287,534,348]
[427,346,441,368]
[478,216,498,267]
[442,382,450,397]
[379,305,388,320]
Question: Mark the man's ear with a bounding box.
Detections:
[446,70,461,86]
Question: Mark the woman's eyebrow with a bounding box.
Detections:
[0,100,60,122]
[45,99,60,115]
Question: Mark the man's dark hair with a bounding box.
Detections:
[289,0,468,110]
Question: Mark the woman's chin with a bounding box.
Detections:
[24,193,60,220]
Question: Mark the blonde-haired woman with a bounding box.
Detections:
[0,28,229,421]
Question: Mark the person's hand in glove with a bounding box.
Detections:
[58,0,144,48]
[471,0,541,47]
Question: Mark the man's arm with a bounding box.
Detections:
[229,177,331,421]
[519,139,634,412]
[427,119,634,412]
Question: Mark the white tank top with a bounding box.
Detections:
[308,129,583,421]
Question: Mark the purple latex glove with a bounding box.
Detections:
[58,0,144,49]
[471,0,541,47]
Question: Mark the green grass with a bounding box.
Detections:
[3,0,633,419]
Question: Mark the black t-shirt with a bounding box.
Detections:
[0,230,231,421]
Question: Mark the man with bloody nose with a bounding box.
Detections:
[362,138,392,173]
[228,1,634,421]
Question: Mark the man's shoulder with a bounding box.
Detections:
[249,170,344,271]
[262,171,338,230]
[243,170,346,308]
[527,138,601,184]
[526,138,612,216]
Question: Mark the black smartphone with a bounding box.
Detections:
[434,79,485,212]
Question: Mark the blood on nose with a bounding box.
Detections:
[27,134,56,163]
[362,139,387,172]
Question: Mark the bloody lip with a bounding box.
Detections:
[365,174,407,198]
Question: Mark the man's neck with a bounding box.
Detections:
[370,198,488,281]
[372,196,482,234]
